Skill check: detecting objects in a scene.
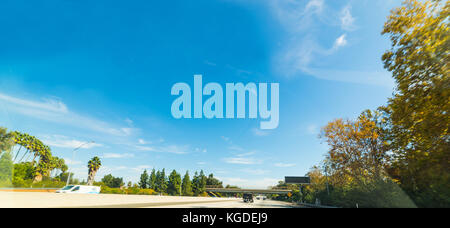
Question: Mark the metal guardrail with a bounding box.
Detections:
[297,202,340,208]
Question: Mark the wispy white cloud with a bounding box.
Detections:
[221,136,230,142]
[220,177,247,184]
[0,93,68,113]
[204,60,217,66]
[223,157,261,165]
[275,34,347,76]
[219,177,280,189]
[252,128,270,137]
[333,34,348,49]
[138,139,150,145]
[274,162,296,168]
[340,5,356,31]
[136,144,189,154]
[222,136,247,152]
[154,145,190,154]
[226,64,253,77]
[131,165,152,172]
[236,151,256,157]
[64,158,82,165]
[124,118,134,126]
[305,0,324,14]
[223,151,262,165]
[135,145,156,151]
[103,153,135,159]
[194,147,208,153]
[222,139,263,164]
[241,168,268,175]
[228,145,244,152]
[120,128,134,136]
[307,124,320,135]
[138,138,164,145]
[41,135,102,149]
[269,0,325,32]
[263,1,393,87]
[302,68,395,87]
[0,92,138,137]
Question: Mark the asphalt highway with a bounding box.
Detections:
[0,192,297,208]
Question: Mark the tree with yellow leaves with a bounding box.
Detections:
[381,0,449,207]
[320,110,389,187]
[317,111,416,208]
[304,0,448,208]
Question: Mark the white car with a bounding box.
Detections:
[256,195,266,200]
[55,185,101,194]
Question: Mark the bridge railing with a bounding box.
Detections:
[205,185,229,189]
[205,188,292,194]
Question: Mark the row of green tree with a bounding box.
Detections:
[282,0,448,208]
[138,169,223,196]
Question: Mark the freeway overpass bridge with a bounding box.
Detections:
[205,176,309,196]
[206,188,292,195]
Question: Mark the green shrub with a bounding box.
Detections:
[99,185,158,195]
[11,178,65,188]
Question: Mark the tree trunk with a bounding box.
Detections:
[87,171,96,186]
[33,173,43,183]
[13,145,22,162]
[18,149,30,163]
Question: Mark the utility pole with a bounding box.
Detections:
[325,166,330,196]
[299,184,303,203]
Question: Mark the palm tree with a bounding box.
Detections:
[0,127,14,155]
[87,156,101,186]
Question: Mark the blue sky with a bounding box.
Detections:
[0,0,402,188]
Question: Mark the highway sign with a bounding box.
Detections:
[285,176,311,184]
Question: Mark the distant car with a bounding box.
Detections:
[55,185,101,194]
[256,195,266,200]
[243,193,254,203]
